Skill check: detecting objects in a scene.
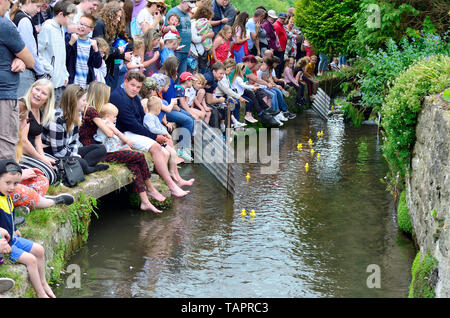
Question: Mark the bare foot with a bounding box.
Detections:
[177,178,195,187]
[140,202,162,214]
[43,283,56,298]
[176,156,185,164]
[146,188,166,202]
[170,186,190,198]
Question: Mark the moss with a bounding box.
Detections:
[397,190,413,234]
[409,251,438,298]
[48,241,67,284]
[0,264,26,294]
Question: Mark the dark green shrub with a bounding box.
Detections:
[409,251,438,298]
[397,190,412,234]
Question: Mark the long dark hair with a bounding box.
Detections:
[159,56,179,80]
[231,11,249,40]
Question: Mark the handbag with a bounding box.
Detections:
[56,157,85,187]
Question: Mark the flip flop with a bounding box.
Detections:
[0,278,15,294]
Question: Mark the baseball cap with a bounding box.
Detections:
[179,72,197,82]
[163,32,178,42]
[0,159,22,176]
[151,73,168,87]
[182,0,196,8]
[278,12,288,19]
[267,10,277,19]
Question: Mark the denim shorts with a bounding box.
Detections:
[9,236,34,263]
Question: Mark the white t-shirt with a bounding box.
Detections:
[185,87,197,107]
[136,9,159,34]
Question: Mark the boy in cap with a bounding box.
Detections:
[175,72,206,121]
[0,160,55,298]
[161,32,180,65]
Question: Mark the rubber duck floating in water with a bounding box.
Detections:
[317,130,324,138]
[308,138,313,146]
[241,209,247,217]
[297,143,303,150]
[249,209,256,218]
[305,163,309,172]
[311,148,315,156]
[317,153,321,160]
[246,173,250,182]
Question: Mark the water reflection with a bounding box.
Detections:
[55,110,415,298]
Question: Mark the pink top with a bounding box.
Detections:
[215,39,230,63]
[283,67,297,85]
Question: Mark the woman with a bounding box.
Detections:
[190,5,214,74]
[18,79,58,185]
[284,16,298,61]
[10,0,47,98]
[41,84,109,176]
[230,11,250,64]
[256,9,269,56]
[136,0,166,34]
[13,107,74,211]
[93,1,132,91]
[79,81,172,213]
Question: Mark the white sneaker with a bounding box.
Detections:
[273,115,284,126]
[232,121,247,128]
[220,123,226,132]
[275,112,288,122]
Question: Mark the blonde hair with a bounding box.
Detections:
[86,81,111,115]
[60,84,85,133]
[147,96,163,115]
[95,37,110,59]
[22,79,55,126]
[217,25,232,40]
[231,63,247,84]
[194,73,206,86]
[133,36,145,51]
[223,58,236,70]
[99,103,119,117]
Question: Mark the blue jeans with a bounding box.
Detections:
[339,55,347,66]
[227,97,241,121]
[166,108,194,148]
[175,51,189,79]
[318,53,329,72]
[265,88,287,112]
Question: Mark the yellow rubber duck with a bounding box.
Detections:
[308,138,313,146]
[240,209,246,217]
[311,148,315,156]
[317,131,321,138]
[320,130,324,137]
[246,173,250,182]
[305,163,309,172]
[317,152,321,160]
[331,105,334,110]
[249,209,256,218]
[297,143,303,150]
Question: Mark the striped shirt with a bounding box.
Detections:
[74,38,91,89]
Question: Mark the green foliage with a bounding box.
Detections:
[360,34,450,112]
[69,193,98,242]
[336,100,364,127]
[443,88,450,102]
[294,0,359,56]
[409,251,438,298]
[350,0,450,56]
[381,54,450,191]
[233,0,290,16]
[397,190,412,234]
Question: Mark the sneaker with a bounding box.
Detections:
[232,121,247,128]
[13,206,30,215]
[244,115,258,123]
[276,112,288,122]
[44,193,75,205]
[14,216,26,227]
[283,111,296,120]
[220,123,226,133]
[0,278,15,294]
[259,113,282,128]
[282,90,290,97]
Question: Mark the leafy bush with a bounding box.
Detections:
[360,33,450,113]
[381,54,450,191]
[397,190,412,234]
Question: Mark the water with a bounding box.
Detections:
[55,110,416,298]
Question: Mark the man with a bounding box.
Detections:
[110,71,189,198]
[203,62,227,128]
[246,8,266,56]
[164,0,195,77]
[210,0,229,35]
[74,0,100,23]
[273,12,288,78]
[38,0,77,107]
[65,14,102,88]
[261,10,280,57]
[0,0,35,160]
[221,0,236,27]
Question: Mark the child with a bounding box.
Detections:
[304,55,319,96]
[161,13,181,38]
[283,57,306,107]
[66,14,103,89]
[94,103,134,153]
[330,57,340,72]
[191,73,212,125]
[160,32,179,65]
[211,25,232,64]
[127,37,146,73]
[142,29,162,77]
[94,37,110,84]
[175,72,205,121]
[144,97,194,185]
[0,160,55,298]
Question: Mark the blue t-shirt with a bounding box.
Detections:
[162,77,177,104]
[160,47,174,65]
[0,17,26,100]
[164,7,191,54]
[245,18,257,50]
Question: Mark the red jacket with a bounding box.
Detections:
[273,20,287,51]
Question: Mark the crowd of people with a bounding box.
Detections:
[0,0,347,297]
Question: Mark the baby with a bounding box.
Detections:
[94,103,134,152]
[127,37,145,73]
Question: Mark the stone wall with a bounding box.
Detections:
[405,92,449,298]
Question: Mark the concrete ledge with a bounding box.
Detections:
[1,154,171,298]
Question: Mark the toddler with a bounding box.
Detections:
[0,160,55,298]
[94,37,109,84]
[127,37,145,73]
[94,103,134,152]
[191,73,212,125]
